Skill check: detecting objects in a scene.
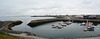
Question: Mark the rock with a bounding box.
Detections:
[0,21,3,28]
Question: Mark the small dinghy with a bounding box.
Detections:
[80,22,85,26]
[66,20,73,25]
[66,21,72,25]
[52,25,63,29]
[87,27,94,31]
[57,26,63,29]
[52,25,58,28]
[59,23,66,26]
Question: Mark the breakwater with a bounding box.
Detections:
[28,18,100,26]
[0,21,23,34]
[0,21,36,35]
[0,21,47,39]
[27,18,64,26]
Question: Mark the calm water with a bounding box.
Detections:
[0,16,100,38]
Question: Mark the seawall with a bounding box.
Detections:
[28,18,100,26]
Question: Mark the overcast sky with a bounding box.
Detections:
[0,0,100,16]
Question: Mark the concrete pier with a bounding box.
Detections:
[27,18,64,26]
[28,18,100,26]
[84,20,88,31]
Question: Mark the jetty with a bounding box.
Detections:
[84,20,95,31]
[84,20,89,31]
[28,18,100,26]
[0,21,48,39]
[0,21,23,34]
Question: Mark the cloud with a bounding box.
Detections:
[0,0,100,16]
[82,0,94,4]
[20,8,100,15]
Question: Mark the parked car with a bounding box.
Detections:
[84,15,97,19]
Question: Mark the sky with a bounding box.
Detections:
[0,0,100,16]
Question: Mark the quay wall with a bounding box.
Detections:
[28,18,100,26]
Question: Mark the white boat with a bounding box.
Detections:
[82,22,85,24]
[81,22,85,26]
[57,26,63,29]
[52,25,58,28]
[66,21,72,24]
[59,23,66,26]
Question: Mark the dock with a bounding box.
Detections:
[84,20,95,31]
[84,20,88,31]
[28,18,100,27]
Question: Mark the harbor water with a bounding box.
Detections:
[0,16,100,38]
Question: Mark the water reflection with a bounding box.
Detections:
[93,23,100,26]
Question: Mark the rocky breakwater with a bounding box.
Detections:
[0,21,47,39]
[0,21,4,28]
[27,18,64,26]
[0,21,23,34]
[0,21,36,35]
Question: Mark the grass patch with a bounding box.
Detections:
[8,24,15,30]
[0,35,20,39]
[0,31,6,35]
[0,31,20,39]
